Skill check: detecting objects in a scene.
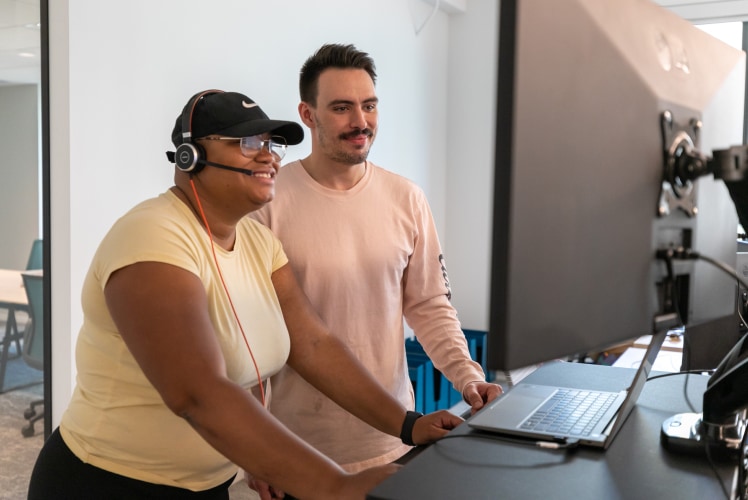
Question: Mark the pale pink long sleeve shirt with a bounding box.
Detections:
[251,161,485,472]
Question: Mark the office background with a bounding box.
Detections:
[44,0,496,427]
[39,0,747,431]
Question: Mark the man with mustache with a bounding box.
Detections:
[249,44,502,499]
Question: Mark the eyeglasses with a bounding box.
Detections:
[200,135,287,160]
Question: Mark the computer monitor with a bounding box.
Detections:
[487,0,745,371]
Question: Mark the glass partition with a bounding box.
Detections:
[0,0,48,497]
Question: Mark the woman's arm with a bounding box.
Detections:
[105,261,394,499]
[272,264,463,444]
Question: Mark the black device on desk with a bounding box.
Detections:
[663,330,748,459]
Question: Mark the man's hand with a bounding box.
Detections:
[246,472,285,500]
[411,410,464,445]
[463,381,503,414]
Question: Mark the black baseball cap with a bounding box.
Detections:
[171,91,304,147]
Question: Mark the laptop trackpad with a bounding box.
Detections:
[469,384,557,429]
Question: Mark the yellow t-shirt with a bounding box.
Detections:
[60,190,290,491]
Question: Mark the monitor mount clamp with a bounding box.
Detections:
[658,109,748,220]
[658,110,708,218]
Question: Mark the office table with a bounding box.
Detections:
[0,268,34,392]
[368,362,736,499]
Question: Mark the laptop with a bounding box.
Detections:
[468,328,667,449]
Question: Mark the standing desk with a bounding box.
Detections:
[368,362,736,499]
[0,268,34,392]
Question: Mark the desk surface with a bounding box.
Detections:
[368,362,735,500]
[0,269,29,307]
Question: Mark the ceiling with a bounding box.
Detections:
[0,0,40,86]
[657,1,748,23]
[0,0,743,88]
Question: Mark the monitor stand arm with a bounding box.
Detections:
[660,331,748,458]
[709,145,748,183]
[654,116,748,459]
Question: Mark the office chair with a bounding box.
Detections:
[13,239,43,354]
[25,239,43,271]
[20,272,44,437]
[2,239,44,357]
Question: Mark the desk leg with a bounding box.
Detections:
[0,306,19,392]
[10,308,22,355]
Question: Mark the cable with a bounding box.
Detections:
[696,252,748,291]
[436,432,580,450]
[646,369,714,381]
[660,247,748,291]
[188,179,266,407]
[705,436,732,500]
[656,250,696,412]
[738,419,748,500]
[680,330,698,413]
[409,0,440,35]
[736,272,748,330]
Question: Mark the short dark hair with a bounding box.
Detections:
[299,43,377,106]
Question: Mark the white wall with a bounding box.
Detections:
[445,0,498,330]
[47,0,453,426]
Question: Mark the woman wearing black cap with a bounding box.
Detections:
[27,90,462,500]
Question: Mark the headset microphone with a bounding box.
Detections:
[197,159,255,177]
[165,151,255,177]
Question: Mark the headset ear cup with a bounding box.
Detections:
[175,89,223,173]
[175,142,206,173]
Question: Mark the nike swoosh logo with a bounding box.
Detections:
[242,101,258,109]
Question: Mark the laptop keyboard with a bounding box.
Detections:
[519,388,619,436]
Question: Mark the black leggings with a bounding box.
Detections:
[28,428,233,500]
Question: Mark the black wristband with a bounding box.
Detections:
[400,411,424,446]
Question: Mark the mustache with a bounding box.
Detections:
[340,129,374,140]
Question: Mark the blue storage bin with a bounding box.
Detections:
[408,361,426,413]
[406,331,488,409]
[405,339,450,412]
[448,329,488,405]
[463,329,487,371]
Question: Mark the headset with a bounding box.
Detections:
[172,89,259,177]
[174,89,225,174]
